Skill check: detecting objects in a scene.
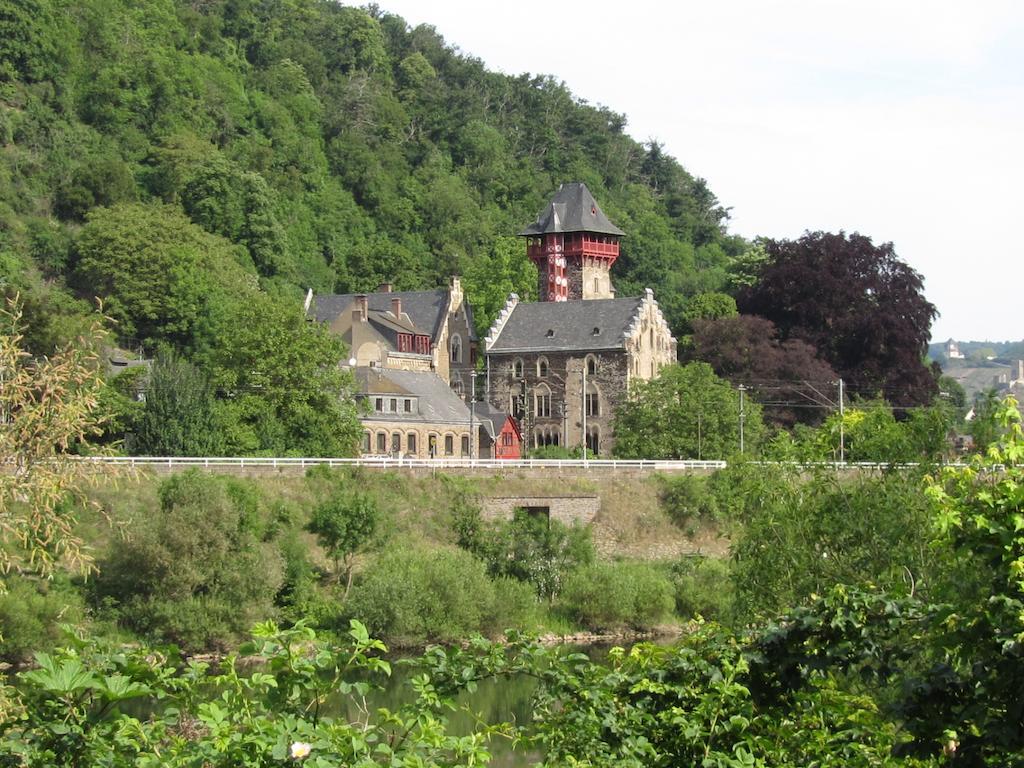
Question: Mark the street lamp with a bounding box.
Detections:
[469,370,477,461]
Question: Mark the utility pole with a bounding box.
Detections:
[838,378,845,463]
[738,384,746,455]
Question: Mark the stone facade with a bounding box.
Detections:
[484,289,676,455]
[480,495,600,527]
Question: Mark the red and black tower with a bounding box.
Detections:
[519,182,624,302]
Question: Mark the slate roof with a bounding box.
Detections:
[487,297,644,353]
[312,290,452,340]
[519,182,625,237]
[356,368,471,424]
[474,403,510,440]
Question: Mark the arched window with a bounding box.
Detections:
[513,358,524,378]
[452,376,463,396]
[391,432,401,454]
[586,384,601,417]
[537,357,549,377]
[534,384,551,418]
[362,431,371,453]
[450,334,462,363]
[586,355,598,376]
[376,432,387,453]
[444,434,454,455]
[461,434,470,456]
[407,432,417,455]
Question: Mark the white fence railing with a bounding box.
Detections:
[76,456,728,471]
[69,456,971,472]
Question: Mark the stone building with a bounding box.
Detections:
[309,277,477,395]
[484,183,676,455]
[356,367,474,458]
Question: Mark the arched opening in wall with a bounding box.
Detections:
[391,432,401,455]
[461,434,470,456]
[534,384,552,418]
[586,426,600,457]
[376,432,387,453]
[362,431,371,453]
[450,334,462,363]
[585,383,601,417]
[407,432,417,455]
[586,355,597,376]
[513,358,524,378]
[444,433,454,455]
[537,357,549,377]
[428,433,439,458]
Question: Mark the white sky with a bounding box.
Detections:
[374,0,1024,343]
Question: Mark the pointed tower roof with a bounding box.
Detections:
[519,182,625,237]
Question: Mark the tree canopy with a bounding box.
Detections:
[737,231,938,407]
[613,362,764,459]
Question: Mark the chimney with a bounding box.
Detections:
[377,282,393,293]
[391,297,402,319]
[353,294,369,323]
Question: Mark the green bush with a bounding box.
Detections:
[345,546,533,645]
[658,474,719,529]
[91,471,284,650]
[454,509,594,601]
[670,556,734,621]
[0,576,86,663]
[557,562,674,631]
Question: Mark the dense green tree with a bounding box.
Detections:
[134,350,222,457]
[73,203,249,346]
[195,292,361,456]
[737,231,937,407]
[613,362,764,459]
[307,490,379,596]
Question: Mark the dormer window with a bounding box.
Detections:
[592,327,600,336]
[545,329,554,338]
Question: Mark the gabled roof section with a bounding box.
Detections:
[475,403,521,441]
[356,368,471,424]
[486,297,644,353]
[519,182,625,237]
[311,290,450,340]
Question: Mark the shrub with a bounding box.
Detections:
[670,556,734,621]
[92,471,284,650]
[455,510,594,601]
[345,546,532,645]
[658,474,719,529]
[0,576,86,664]
[557,562,674,631]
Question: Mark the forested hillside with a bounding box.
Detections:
[0,0,743,351]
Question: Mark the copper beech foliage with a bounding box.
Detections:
[0,297,125,577]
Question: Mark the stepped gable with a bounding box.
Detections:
[519,182,625,237]
[487,296,645,352]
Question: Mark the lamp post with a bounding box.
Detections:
[469,370,477,461]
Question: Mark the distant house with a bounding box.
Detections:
[355,367,473,458]
[944,338,964,360]
[475,404,523,460]
[308,277,477,395]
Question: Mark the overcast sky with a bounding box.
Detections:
[375,0,1023,343]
